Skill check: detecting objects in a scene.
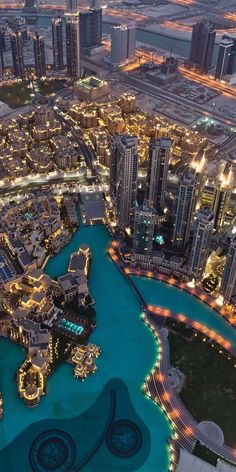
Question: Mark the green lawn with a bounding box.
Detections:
[0,82,32,108]
[168,331,236,447]
[36,79,66,96]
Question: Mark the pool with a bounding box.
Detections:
[0,210,235,471]
[59,318,84,335]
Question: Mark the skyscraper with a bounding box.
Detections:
[222,33,236,75]
[67,0,78,13]
[111,24,136,66]
[220,236,236,302]
[52,17,64,71]
[133,205,156,256]
[110,134,138,227]
[172,167,198,249]
[188,207,214,278]
[10,16,28,44]
[189,21,216,72]
[66,14,81,78]
[215,38,234,80]
[33,33,46,78]
[212,164,233,230]
[147,137,171,213]
[11,31,25,79]
[80,8,102,49]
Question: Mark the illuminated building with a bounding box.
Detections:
[11,31,25,79]
[222,33,236,75]
[221,236,236,302]
[80,8,102,49]
[212,163,233,230]
[110,134,138,227]
[133,205,156,256]
[66,13,81,78]
[172,167,199,249]
[74,76,109,100]
[189,21,216,72]
[33,33,46,78]
[188,207,214,278]
[215,38,235,80]
[111,24,136,67]
[147,137,171,213]
[52,17,64,71]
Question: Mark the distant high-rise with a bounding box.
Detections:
[67,0,78,12]
[133,205,156,256]
[33,33,46,78]
[222,33,236,74]
[188,207,214,278]
[23,0,37,12]
[52,17,64,70]
[147,137,171,213]
[110,134,138,227]
[221,236,236,302]
[11,31,25,79]
[189,21,216,72]
[80,8,102,49]
[172,167,198,249]
[215,38,234,80]
[212,163,233,230]
[66,14,81,78]
[111,24,136,66]
[10,16,27,44]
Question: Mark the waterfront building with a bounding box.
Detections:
[133,205,156,256]
[52,17,64,71]
[221,236,236,302]
[23,0,37,12]
[111,24,136,67]
[188,207,214,278]
[215,38,235,80]
[172,167,198,249]
[66,14,81,78]
[189,21,216,72]
[10,16,27,44]
[33,33,46,79]
[11,31,25,79]
[80,8,102,49]
[110,134,138,227]
[212,163,233,230]
[147,137,171,213]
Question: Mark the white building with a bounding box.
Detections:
[111,24,136,67]
[147,137,171,213]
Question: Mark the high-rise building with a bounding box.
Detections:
[10,16,27,44]
[147,137,171,213]
[110,134,138,227]
[212,163,233,230]
[172,167,198,249]
[23,0,37,12]
[11,31,25,79]
[190,148,207,210]
[111,24,136,66]
[188,207,214,278]
[215,38,235,80]
[222,33,236,75]
[80,8,102,49]
[220,236,236,302]
[133,205,156,256]
[67,0,78,12]
[189,21,216,72]
[66,14,81,78]
[52,17,64,70]
[33,33,46,78]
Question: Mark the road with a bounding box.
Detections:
[119,74,236,127]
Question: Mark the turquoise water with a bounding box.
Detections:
[0,221,171,471]
[1,215,236,471]
[132,277,236,348]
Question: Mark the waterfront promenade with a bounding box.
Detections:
[108,239,236,469]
